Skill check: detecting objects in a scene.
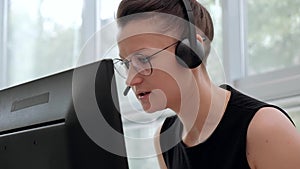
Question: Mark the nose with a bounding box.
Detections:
[125,65,143,87]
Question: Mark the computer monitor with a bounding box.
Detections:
[0,59,129,169]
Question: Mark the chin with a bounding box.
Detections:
[143,104,166,113]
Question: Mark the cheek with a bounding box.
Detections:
[151,58,190,92]
[152,52,189,83]
[165,84,181,108]
[150,70,181,105]
[149,54,194,108]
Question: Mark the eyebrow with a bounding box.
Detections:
[119,48,152,59]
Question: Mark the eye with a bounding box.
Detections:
[136,54,150,64]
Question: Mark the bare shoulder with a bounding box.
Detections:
[247,107,300,169]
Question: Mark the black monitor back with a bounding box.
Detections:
[0,59,129,169]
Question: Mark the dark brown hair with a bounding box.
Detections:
[116,0,214,42]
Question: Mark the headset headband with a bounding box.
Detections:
[181,0,197,49]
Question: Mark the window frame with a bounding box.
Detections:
[0,0,8,89]
[222,0,300,104]
[222,0,247,84]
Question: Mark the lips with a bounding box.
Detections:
[137,91,151,99]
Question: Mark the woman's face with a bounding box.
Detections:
[118,21,194,113]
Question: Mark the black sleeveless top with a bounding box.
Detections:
[160,85,294,169]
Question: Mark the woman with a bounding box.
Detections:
[115,0,300,168]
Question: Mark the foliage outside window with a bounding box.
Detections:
[6,0,83,88]
[247,0,300,75]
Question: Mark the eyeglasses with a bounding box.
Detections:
[114,41,179,79]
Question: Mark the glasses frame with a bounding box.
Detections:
[114,41,179,78]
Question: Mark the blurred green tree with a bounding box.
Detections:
[247,0,300,75]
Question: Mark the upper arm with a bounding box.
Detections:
[247,107,300,169]
[154,125,168,169]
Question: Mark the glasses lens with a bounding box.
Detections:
[132,54,152,76]
[113,59,128,79]
[114,54,153,79]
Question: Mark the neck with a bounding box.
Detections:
[177,78,230,147]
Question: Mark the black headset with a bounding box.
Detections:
[175,0,205,68]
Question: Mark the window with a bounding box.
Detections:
[247,0,300,75]
[0,0,83,89]
[232,0,300,130]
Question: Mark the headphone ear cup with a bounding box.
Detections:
[175,38,205,69]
